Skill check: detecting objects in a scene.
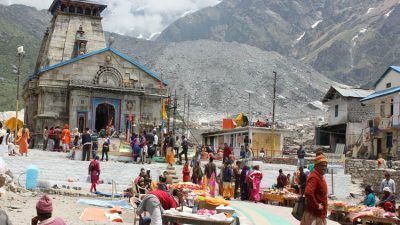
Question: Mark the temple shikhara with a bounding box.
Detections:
[23,0,167,134]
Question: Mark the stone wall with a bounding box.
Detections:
[347,98,375,123]
[263,157,313,166]
[363,169,399,194]
[345,159,400,192]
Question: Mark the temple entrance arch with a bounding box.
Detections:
[95,103,115,132]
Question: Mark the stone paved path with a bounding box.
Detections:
[2,148,181,193]
[231,201,340,225]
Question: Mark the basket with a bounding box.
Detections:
[198,200,218,210]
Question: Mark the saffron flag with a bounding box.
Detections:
[162,100,168,120]
[235,113,244,127]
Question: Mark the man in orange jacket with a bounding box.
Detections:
[301,152,328,225]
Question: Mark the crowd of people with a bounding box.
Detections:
[0,123,30,157]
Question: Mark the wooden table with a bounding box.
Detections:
[359,215,400,225]
[263,193,285,205]
[162,214,234,225]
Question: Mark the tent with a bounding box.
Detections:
[4,117,23,131]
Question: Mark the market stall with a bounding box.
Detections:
[329,202,400,225]
[262,189,299,206]
[163,209,234,225]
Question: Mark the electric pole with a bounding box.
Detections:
[172,90,177,136]
[187,94,190,138]
[272,71,277,126]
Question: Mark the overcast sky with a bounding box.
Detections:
[0,0,221,39]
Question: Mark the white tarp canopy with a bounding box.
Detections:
[0,109,24,123]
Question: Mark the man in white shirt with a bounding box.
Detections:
[380,172,396,194]
[153,130,159,156]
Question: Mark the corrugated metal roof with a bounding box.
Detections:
[322,85,373,102]
[361,86,400,102]
[333,86,374,98]
[373,66,400,88]
[26,47,168,86]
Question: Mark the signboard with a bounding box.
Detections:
[325,153,345,164]
[379,117,391,130]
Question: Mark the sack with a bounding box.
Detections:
[291,196,306,221]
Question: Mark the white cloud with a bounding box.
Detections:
[0,0,221,39]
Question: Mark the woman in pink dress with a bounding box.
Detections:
[89,156,101,192]
[249,165,263,202]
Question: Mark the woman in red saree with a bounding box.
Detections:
[182,162,190,182]
[249,165,263,202]
[89,156,101,192]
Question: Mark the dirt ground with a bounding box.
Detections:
[0,191,135,225]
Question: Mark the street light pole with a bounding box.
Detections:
[272,71,277,127]
[13,46,25,143]
[245,90,254,126]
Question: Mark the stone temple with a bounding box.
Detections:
[23,0,168,135]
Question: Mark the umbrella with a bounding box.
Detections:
[4,117,23,131]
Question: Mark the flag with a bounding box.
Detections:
[162,99,168,120]
[235,113,244,127]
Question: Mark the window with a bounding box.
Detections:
[81,100,84,105]
[334,105,339,117]
[391,99,394,116]
[386,83,392,88]
[380,103,385,117]
[387,132,393,148]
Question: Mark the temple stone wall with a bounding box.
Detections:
[40,13,106,69]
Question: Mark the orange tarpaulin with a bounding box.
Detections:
[4,117,23,131]
[222,119,235,130]
[80,208,107,222]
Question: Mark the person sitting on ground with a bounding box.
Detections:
[157,176,169,192]
[163,171,173,185]
[260,148,265,158]
[172,189,185,209]
[31,195,66,225]
[363,185,376,207]
[287,174,292,186]
[276,169,288,189]
[378,187,396,212]
[137,189,177,225]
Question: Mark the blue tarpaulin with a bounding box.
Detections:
[77,199,133,210]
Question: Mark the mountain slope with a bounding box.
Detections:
[157,0,400,85]
[110,35,332,121]
[0,4,48,110]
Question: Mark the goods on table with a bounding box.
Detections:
[169,182,202,191]
[164,208,234,222]
[346,206,400,222]
[203,197,230,206]
[262,188,299,204]
[197,209,215,216]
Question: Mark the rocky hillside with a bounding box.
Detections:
[110,35,331,122]
[157,0,400,85]
[0,4,48,110]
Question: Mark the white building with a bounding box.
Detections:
[361,66,400,159]
[315,85,373,151]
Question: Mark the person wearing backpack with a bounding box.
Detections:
[179,135,189,164]
[222,162,233,200]
[101,135,110,161]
